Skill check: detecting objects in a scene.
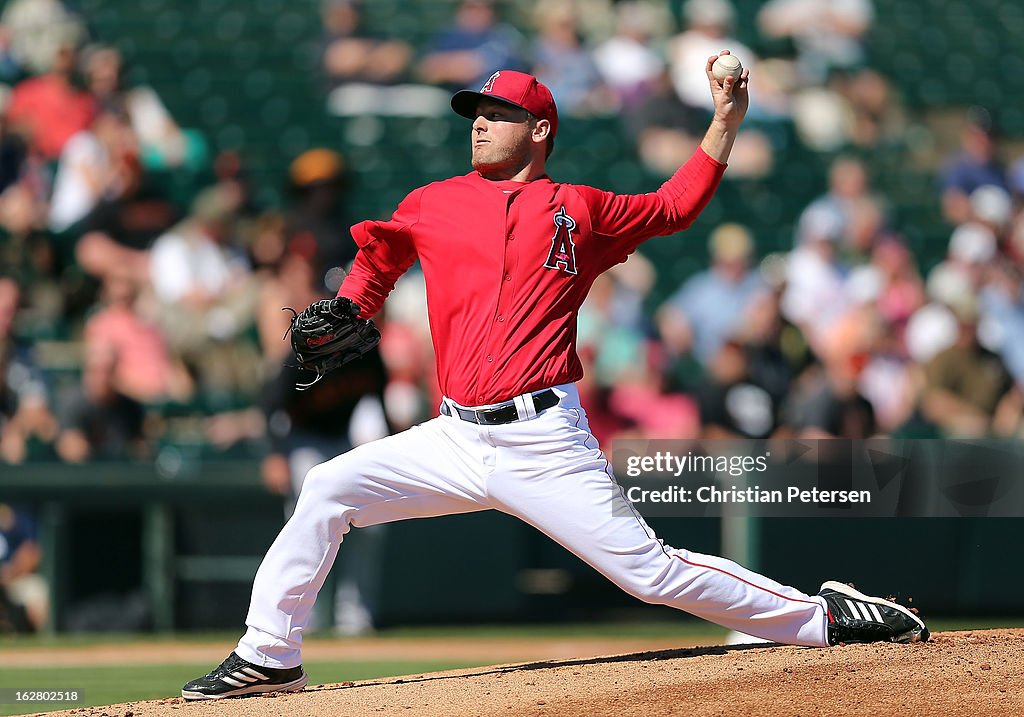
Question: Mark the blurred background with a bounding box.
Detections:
[2,0,1024,639]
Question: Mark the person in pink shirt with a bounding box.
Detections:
[83,275,193,404]
[6,41,95,160]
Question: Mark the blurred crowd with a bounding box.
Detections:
[2,0,1024,635]
[0,0,1023,488]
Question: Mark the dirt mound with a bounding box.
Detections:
[39,629,1024,717]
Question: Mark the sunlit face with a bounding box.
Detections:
[470,99,535,175]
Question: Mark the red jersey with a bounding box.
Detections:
[340,147,726,406]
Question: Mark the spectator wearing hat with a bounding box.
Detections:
[933,221,995,303]
[285,149,356,294]
[967,184,1013,245]
[657,222,764,368]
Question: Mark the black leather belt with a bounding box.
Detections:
[443,389,560,425]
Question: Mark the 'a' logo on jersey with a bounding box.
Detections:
[544,206,578,275]
[481,71,500,93]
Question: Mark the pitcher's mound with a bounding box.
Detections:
[47,629,1024,717]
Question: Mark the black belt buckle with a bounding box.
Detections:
[452,389,559,425]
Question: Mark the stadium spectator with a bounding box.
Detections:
[663,0,778,176]
[967,184,1013,243]
[696,338,780,439]
[418,0,528,92]
[780,204,850,347]
[82,44,208,173]
[284,149,357,293]
[55,342,147,462]
[757,0,874,85]
[592,1,667,110]
[48,109,139,234]
[375,271,438,430]
[0,502,48,632]
[903,264,970,372]
[669,0,746,111]
[840,68,907,149]
[320,0,411,89]
[921,296,1018,438]
[0,277,56,463]
[624,69,709,177]
[869,237,926,342]
[794,156,884,259]
[977,260,1024,390]
[657,223,764,367]
[0,0,85,77]
[732,285,811,417]
[147,185,261,396]
[530,0,611,116]
[583,266,700,442]
[0,181,64,337]
[320,0,449,117]
[83,274,193,404]
[781,306,880,439]
[578,255,655,389]
[828,279,921,433]
[668,0,787,119]
[5,33,94,159]
[940,222,999,293]
[255,219,325,367]
[939,107,1007,225]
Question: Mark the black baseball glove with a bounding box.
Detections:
[284,297,381,390]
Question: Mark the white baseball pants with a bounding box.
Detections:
[236,384,829,668]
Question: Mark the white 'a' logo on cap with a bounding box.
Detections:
[481,71,500,93]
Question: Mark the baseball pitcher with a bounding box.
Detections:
[183,54,927,700]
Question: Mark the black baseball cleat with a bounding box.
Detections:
[819,581,930,645]
[181,652,308,700]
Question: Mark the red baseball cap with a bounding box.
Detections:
[451,70,559,139]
